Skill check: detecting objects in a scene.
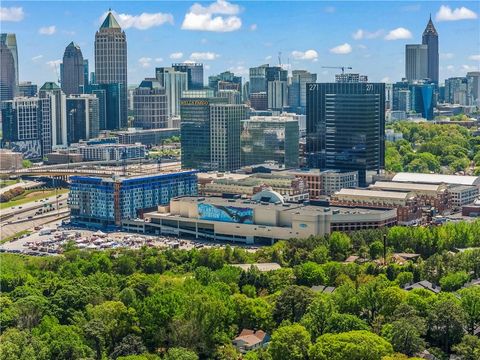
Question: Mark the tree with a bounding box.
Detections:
[369,241,384,260]
[110,335,146,359]
[328,232,352,261]
[395,272,413,288]
[294,262,327,287]
[382,319,425,356]
[268,324,310,360]
[459,286,480,335]
[164,347,198,360]
[301,294,336,339]
[273,285,314,324]
[439,271,469,291]
[325,313,369,333]
[22,160,32,168]
[428,294,466,353]
[452,335,480,360]
[309,331,393,360]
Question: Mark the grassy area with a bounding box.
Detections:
[1,230,32,244]
[0,179,19,189]
[0,188,69,210]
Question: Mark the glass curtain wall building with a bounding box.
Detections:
[307,81,385,186]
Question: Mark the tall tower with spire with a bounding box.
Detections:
[94,10,127,129]
[422,15,439,84]
[61,42,84,95]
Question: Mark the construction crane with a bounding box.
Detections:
[278,51,282,66]
[321,66,352,74]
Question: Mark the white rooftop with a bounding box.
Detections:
[334,188,414,200]
[370,181,447,192]
[392,173,480,186]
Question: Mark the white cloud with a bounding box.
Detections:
[357,44,368,50]
[250,23,257,31]
[291,49,319,60]
[381,77,391,83]
[384,27,412,40]
[204,64,211,70]
[169,52,184,60]
[101,11,174,30]
[352,29,383,40]
[46,59,61,69]
[446,65,455,71]
[462,64,479,71]
[228,65,248,76]
[440,53,454,59]
[435,5,477,21]
[39,26,56,35]
[31,55,43,61]
[181,0,242,32]
[190,52,219,61]
[468,54,480,61]
[324,6,336,13]
[0,7,24,21]
[155,57,163,63]
[265,55,272,61]
[138,57,152,68]
[329,43,352,55]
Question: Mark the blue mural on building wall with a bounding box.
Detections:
[198,203,254,224]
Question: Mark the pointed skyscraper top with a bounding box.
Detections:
[423,16,438,36]
[100,11,121,30]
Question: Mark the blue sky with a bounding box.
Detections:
[1,1,479,86]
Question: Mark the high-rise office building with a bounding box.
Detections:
[289,70,317,113]
[66,95,99,144]
[0,42,16,102]
[95,11,127,129]
[241,116,299,168]
[180,96,227,170]
[268,80,288,110]
[83,60,89,87]
[1,97,52,159]
[306,80,385,186]
[217,89,241,104]
[61,42,84,95]
[172,63,203,90]
[405,44,428,82]
[335,73,368,83]
[392,80,435,119]
[18,82,37,97]
[155,67,188,119]
[249,65,268,94]
[422,16,439,84]
[249,92,268,111]
[210,104,246,172]
[208,71,242,94]
[467,72,480,106]
[82,83,122,130]
[0,33,18,101]
[39,82,67,147]
[444,77,474,106]
[133,79,168,129]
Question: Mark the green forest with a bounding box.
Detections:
[1,221,480,360]
[385,121,480,175]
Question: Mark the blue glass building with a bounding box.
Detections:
[69,171,198,227]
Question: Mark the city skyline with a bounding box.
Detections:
[1,1,479,86]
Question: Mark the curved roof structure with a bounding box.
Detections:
[252,189,285,204]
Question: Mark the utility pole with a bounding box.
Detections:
[383,233,387,265]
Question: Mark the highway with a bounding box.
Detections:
[0,192,69,240]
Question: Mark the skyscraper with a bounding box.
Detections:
[39,82,67,147]
[0,33,18,100]
[0,42,16,102]
[172,63,204,90]
[95,11,127,129]
[241,116,299,168]
[306,78,385,186]
[180,96,227,170]
[405,44,428,82]
[18,82,37,97]
[210,104,246,172]
[268,80,288,111]
[422,16,439,84]
[133,79,168,129]
[208,71,242,93]
[61,42,85,95]
[66,94,100,144]
[289,70,317,113]
[1,97,53,159]
[155,67,188,119]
